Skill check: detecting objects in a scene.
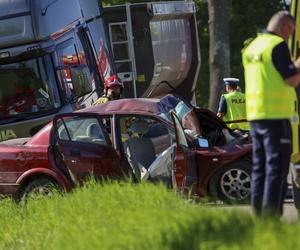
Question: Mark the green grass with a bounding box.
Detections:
[0,181,299,250]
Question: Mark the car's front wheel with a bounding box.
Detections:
[20,178,60,201]
[209,159,252,204]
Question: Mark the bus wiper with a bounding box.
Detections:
[0,47,52,65]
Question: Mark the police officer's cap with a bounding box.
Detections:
[223,78,240,86]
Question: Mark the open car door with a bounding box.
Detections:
[171,112,197,195]
[52,113,122,185]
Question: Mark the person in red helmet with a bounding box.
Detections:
[94,75,124,105]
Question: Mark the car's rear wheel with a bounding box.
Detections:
[209,159,252,204]
[21,178,60,201]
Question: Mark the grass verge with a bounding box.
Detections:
[0,181,299,250]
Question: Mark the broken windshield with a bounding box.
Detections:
[158,95,193,121]
[0,54,61,120]
[158,95,201,137]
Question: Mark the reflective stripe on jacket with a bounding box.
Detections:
[94,96,110,105]
[223,91,250,130]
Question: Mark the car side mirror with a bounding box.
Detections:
[197,138,209,148]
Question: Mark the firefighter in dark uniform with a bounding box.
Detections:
[94,75,123,105]
[242,11,300,217]
[217,78,250,131]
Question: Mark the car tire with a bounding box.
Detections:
[208,159,252,204]
[20,178,60,201]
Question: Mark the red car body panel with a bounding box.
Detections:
[57,140,123,179]
[26,122,53,146]
[194,144,252,196]
[0,139,71,196]
[173,151,188,190]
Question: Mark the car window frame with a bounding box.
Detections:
[171,112,189,149]
[52,112,112,147]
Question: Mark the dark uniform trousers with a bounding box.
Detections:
[250,119,292,216]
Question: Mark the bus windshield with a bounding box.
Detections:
[0,54,61,121]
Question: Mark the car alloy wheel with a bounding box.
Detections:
[220,168,251,201]
[27,185,55,198]
[21,178,59,201]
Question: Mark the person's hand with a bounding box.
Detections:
[216,112,224,119]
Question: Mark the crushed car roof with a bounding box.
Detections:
[77,95,192,115]
[77,98,161,114]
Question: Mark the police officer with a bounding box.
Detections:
[217,78,250,131]
[242,11,300,217]
[94,75,123,105]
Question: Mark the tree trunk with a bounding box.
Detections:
[208,0,231,112]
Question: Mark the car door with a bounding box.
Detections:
[171,112,198,195]
[52,113,122,184]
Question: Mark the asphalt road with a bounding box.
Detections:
[219,202,298,222]
[282,203,298,222]
[232,179,299,222]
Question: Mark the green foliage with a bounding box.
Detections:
[195,0,285,107]
[230,1,285,92]
[0,181,300,249]
[195,0,209,108]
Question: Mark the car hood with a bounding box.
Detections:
[194,143,252,163]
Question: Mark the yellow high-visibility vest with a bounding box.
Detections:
[242,33,294,120]
[94,96,110,105]
[223,91,250,130]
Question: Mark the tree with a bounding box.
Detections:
[197,0,284,109]
[230,1,285,89]
[207,0,231,112]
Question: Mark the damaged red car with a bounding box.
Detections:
[0,96,252,203]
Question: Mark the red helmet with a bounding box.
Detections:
[104,75,124,89]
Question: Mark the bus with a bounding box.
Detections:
[0,0,200,141]
[0,0,115,141]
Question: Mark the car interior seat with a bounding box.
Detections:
[86,123,107,144]
[86,123,103,139]
[125,119,156,180]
